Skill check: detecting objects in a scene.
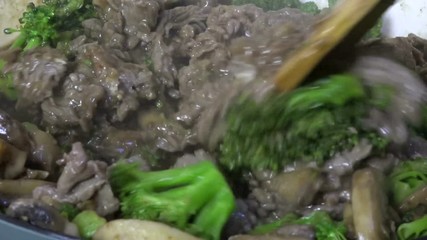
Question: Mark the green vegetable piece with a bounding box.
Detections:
[0,59,17,101]
[398,215,427,240]
[109,160,236,240]
[220,74,387,171]
[252,211,347,240]
[284,74,365,114]
[251,213,299,234]
[388,158,427,206]
[59,203,80,221]
[72,210,107,240]
[299,2,321,14]
[4,0,97,50]
[368,83,395,109]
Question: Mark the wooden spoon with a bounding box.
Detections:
[274,0,395,92]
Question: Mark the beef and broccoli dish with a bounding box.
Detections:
[1,0,427,240]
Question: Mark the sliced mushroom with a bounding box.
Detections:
[351,168,390,240]
[25,169,50,179]
[23,123,61,174]
[267,168,322,208]
[399,185,427,213]
[276,224,315,239]
[0,109,32,152]
[93,219,201,240]
[342,203,356,238]
[0,179,53,197]
[0,138,27,179]
[5,198,70,233]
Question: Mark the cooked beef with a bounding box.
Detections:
[9,47,68,109]
[33,142,119,216]
[2,1,427,239]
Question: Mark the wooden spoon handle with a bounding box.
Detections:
[273,0,391,92]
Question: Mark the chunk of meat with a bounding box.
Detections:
[350,56,427,144]
[33,142,119,216]
[9,47,67,108]
[359,34,427,81]
[120,0,162,47]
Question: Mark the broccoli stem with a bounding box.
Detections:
[0,59,17,101]
[398,215,427,240]
[72,210,106,240]
[388,158,427,206]
[191,187,236,240]
[59,0,85,16]
[9,32,28,49]
[23,37,43,51]
[59,203,80,221]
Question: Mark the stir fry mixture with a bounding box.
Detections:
[1,0,427,240]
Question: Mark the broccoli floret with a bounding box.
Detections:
[251,211,347,240]
[388,158,427,206]
[72,210,107,240]
[109,160,236,240]
[220,74,388,171]
[397,215,427,240]
[298,1,321,14]
[4,0,97,50]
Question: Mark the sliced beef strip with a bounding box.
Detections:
[33,142,119,216]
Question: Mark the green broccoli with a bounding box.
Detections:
[0,59,17,101]
[251,211,347,240]
[388,158,427,207]
[231,0,320,14]
[72,210,107,240]
[220,74,388,171]
[59,203,80,221]
[4,0,97,50]
[108,160,236,240]
[397,215,427,240]
[298,1,321,14]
